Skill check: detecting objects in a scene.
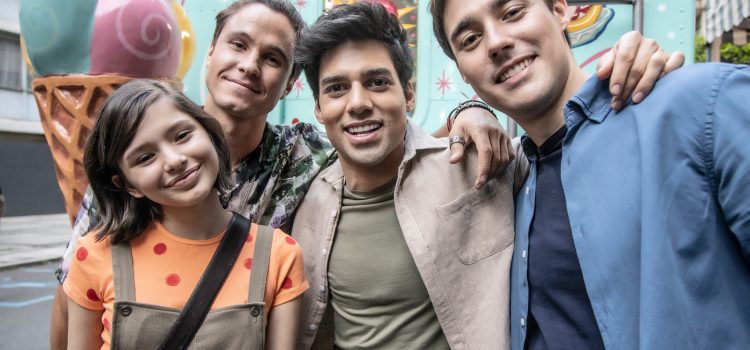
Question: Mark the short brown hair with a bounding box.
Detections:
[296,2,414,100]
[85,80,231,244]
[211,0,307,80]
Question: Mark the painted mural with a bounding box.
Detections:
[176,0,695,132]
[18,1,697,216]
[568,5,615,48]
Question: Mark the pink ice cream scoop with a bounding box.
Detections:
[90,0,182,78]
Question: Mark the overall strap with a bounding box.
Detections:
[111,242,135,302]
[159,212,250,350]
[248,225,275,304]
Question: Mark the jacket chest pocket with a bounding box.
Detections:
[436,179,515,264]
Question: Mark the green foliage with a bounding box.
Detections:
[694,35,750,64]
[720,42,750,64]
[695,36,707,63]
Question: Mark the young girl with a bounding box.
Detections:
[63,80,307,349]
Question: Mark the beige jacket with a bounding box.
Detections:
[292,121,527,349]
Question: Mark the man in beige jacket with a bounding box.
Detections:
[291,3,527,348]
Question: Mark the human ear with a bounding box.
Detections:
[553,0,571,29]
[405,82,415,112]
[314,101,323,124]
[206,45,215,68]
[281,74,295,99]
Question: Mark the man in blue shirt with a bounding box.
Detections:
[431,0,750,348]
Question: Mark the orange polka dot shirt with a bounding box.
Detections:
[63,221,308,348]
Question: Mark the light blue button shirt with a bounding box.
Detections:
[511,63,750,349]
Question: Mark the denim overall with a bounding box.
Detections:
[109,225,274,349]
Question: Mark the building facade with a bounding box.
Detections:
[0,0,65,217]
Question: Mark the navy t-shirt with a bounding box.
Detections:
[524,126,605,349]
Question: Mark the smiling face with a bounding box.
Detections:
[443,0,575,121]
[315,40,413,181]
[117,97,221,209]
[204,3,296,119]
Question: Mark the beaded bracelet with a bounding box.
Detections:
[446,100,497,132]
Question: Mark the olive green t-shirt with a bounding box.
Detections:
[327,181,450,349]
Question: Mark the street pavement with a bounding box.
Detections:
[0,215,69,349]
[0,213,70,269]
[0,261,59,350]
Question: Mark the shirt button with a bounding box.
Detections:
[522,250,527,258]
[330,210,337,217]
[322,248,327,256]
[309,323,318,331]
[521,317,526,328]
[525,186,530,194]
[250,306,261,317]
[120,306,132,317]
[319,285,325,293]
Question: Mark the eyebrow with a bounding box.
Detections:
[225,31,290,64]
[319,67,394,87]
[320,74,346,87]
[449,0,512,45]
[268,44,290,64]
[123,119,194,162]
[361,68,393,80]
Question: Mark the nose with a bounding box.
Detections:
[163,147,187,173]
[237,49,261,78]
[485,22,514,61]
[346,84,373,116]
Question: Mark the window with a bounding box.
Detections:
[0,33,29,92]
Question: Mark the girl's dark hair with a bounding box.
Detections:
[296,2,414,100]
[84,79,231,244]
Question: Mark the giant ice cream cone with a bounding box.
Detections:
[20,0,195,225]
[31,75,133,223]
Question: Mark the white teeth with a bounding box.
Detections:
[347,123,381,135]
[501,58,533,82]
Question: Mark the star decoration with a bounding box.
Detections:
[295,0,307,10]
[293,79,305,97]
[436,70,453,96]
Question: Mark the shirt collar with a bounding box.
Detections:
[520,76,613,160]
[520,125,567,160]
[566,75,614,126]
[403,119,447,161]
